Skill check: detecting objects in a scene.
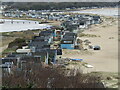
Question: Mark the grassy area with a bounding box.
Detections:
[1,29,40,57]
[68,61,80,65]
[1,29,41,50]
[90,72,119,88]
[78,33,101,37]
[63,49,94,55]
[1,29,42,39]
[2,48,16,57]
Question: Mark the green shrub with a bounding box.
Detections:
[79,33,99,37]
[8,38,27,49]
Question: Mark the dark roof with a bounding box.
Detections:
[65,24,78,30]
[7,54,16,57]
[50,26,61,29]
[40,30,54,34]
[39,33,53,36]
[33,36,50,42]
[33,37,45,41]
[64,32,77,36]
[35,45,50,50]
[92,16,100,19]
[63,35,75,38]
[32,49,56,56]
[62,37,75,41]
[39,30,54,37]
[62,32,77,41]
[29,41,49,47]
[32,50,47,56]
[84,14,91,17]
[62,21,72,26]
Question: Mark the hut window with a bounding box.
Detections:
[80,22,84,25]
[64,41,72,43]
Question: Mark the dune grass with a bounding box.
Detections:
[78,33,101,37]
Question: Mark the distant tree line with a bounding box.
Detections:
[2,2,118,11]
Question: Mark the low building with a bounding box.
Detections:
[16,49,31,54]
[92,16,101,24]
[78,19,88,29]
[32,49,57,64]
[54,30,63,41]
[61,38,75,49]
[29,41,50,52]
[61,32,77,49]
[39,31,54,44]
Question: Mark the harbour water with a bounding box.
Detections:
[0,19,52,32]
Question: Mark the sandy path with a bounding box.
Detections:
[62,17,118,72]
[0,45,8,54]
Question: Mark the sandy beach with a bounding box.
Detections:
[62,16,118,72]
[71,7,118,17]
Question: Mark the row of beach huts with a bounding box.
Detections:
[2,10,101,23]
[1,14,102,73]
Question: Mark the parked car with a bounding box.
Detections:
[93,45,101,50]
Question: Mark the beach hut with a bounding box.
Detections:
[32,51,48,64]
[57,49,62,55]
[61,37,75,49]
[29,41,50,52]
[78,20,88,29]
[54,30,62,41]
[92,16,101,24]
[61,32,77,49]
[32,49,57,64]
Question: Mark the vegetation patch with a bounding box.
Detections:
[90,72,119,88]
[2,48,16,56]
[2,60,104,88]
[78,33,100,37]
[8,38,27,49]
[2,29,40,39]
